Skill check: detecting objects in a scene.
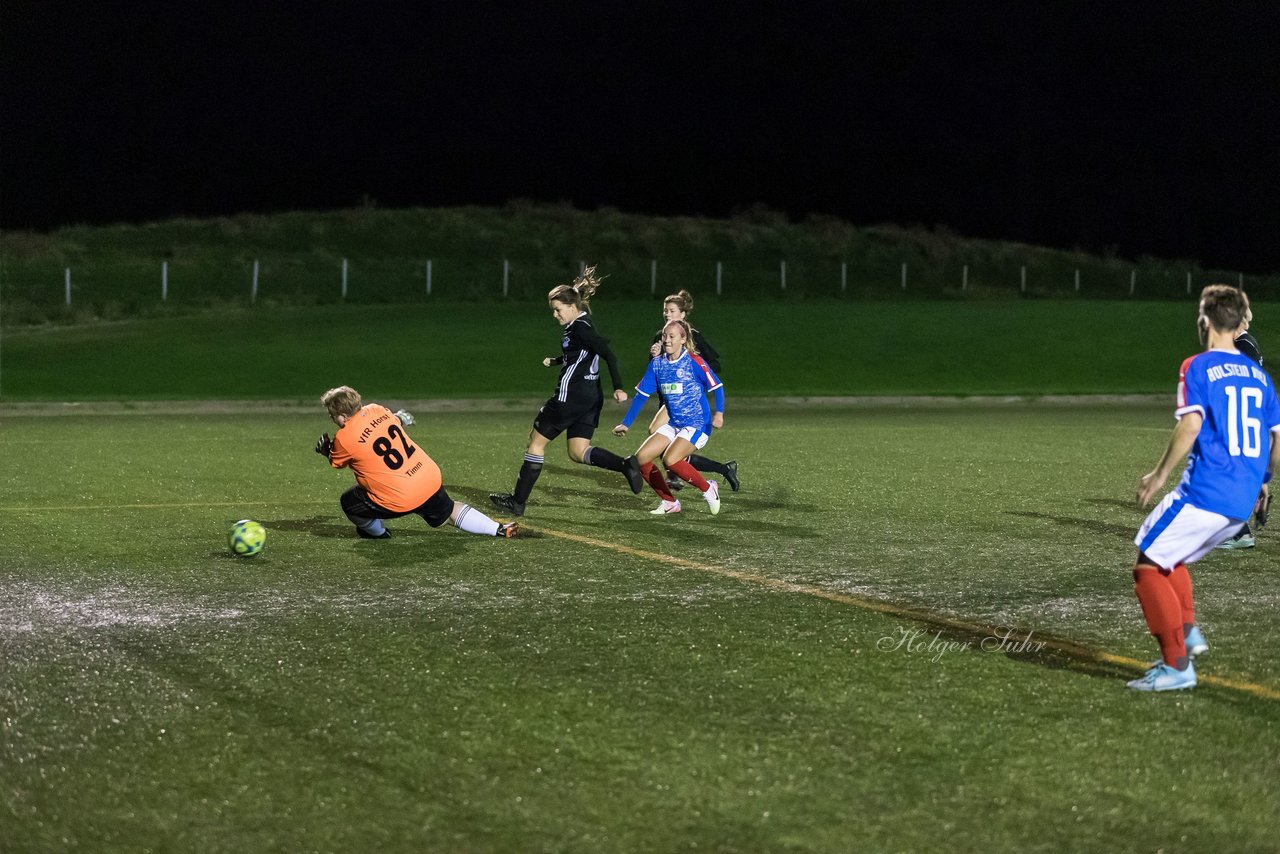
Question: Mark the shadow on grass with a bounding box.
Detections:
[252,514,489,566]
[451,481,815,538]
[1084,497,1140,512]
[1007,510,1133,539]
[541,466,810,512]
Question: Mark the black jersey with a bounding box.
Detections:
[651,326,721,375]
[548,314,624,403]
[1237,331,1263,366]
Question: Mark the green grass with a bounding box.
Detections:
[3,405,1279,852]
[6,299,1280,401]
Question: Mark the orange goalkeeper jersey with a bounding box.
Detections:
[329,404,442,512]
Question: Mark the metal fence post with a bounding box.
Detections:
[901,262,907,291]
[503,259,509,297]
[716,261,722,296]
[426,260,433,296]
[65,267,71,305]
[252,260,259,302]
[162,261,168,301]
[780,260,786,291]
[341,258,348,299]
[650,259,657,295]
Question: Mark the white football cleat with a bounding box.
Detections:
[1126,661,1196,692]
[650,499,681,515]
[704,480,721,515]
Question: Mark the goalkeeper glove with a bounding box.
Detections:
[1255,487,1273,529]
[315,433,333,457]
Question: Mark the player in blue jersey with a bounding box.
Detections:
[613,319,726,515]
[1130,285,1280,691]
[646,289,739,493]
[1217,306,1268,549]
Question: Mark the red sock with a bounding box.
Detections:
[1133,564,1188,668]
[1167,563,1196,629]
[667,459,710,492]
[642,462,674,501]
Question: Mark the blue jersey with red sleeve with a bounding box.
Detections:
[1175,348,1280,519]
[620,349,725,430]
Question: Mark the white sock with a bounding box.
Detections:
[453,503,500,536]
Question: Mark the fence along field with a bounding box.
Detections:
[2,205,1275,325]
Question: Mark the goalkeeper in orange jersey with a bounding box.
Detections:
[317,385,518,539]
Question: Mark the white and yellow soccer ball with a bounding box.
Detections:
[229,519,266,557]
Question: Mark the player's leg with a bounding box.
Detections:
[636,429,678,508]
[1132,559,1189,670]
[418,487,519,538]
[490,416,556,517]
[1127,496,1239,690]
[688,455,739,492]
[663,435,711,491]
[568,403,644,493]
[339,485,395,539]
[1167,563,1207,657]
[648,406,684,491]
[663,430,721,514]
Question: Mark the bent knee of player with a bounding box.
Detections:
[565,439,589,464]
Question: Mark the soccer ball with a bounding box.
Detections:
[229,519,266,557]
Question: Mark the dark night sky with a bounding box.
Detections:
[4,1,1279,271]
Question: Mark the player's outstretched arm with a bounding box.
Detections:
[1137,412,1203,507]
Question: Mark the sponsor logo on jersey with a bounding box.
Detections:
[660,382,684,396]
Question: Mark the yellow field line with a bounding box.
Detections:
[2,498,1274,700]
[535,525,1280,702]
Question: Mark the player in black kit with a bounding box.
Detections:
[490,266,644,517]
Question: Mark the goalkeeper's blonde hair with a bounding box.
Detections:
[548,264,604,312]
[321,385,362,418]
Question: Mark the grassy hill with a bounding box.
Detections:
[3,203,1275,327]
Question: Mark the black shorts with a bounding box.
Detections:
[533,396,602,441]
[340,483,455,528]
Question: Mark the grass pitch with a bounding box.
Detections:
[3,403,1279,852]
[6,299,1280,401]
